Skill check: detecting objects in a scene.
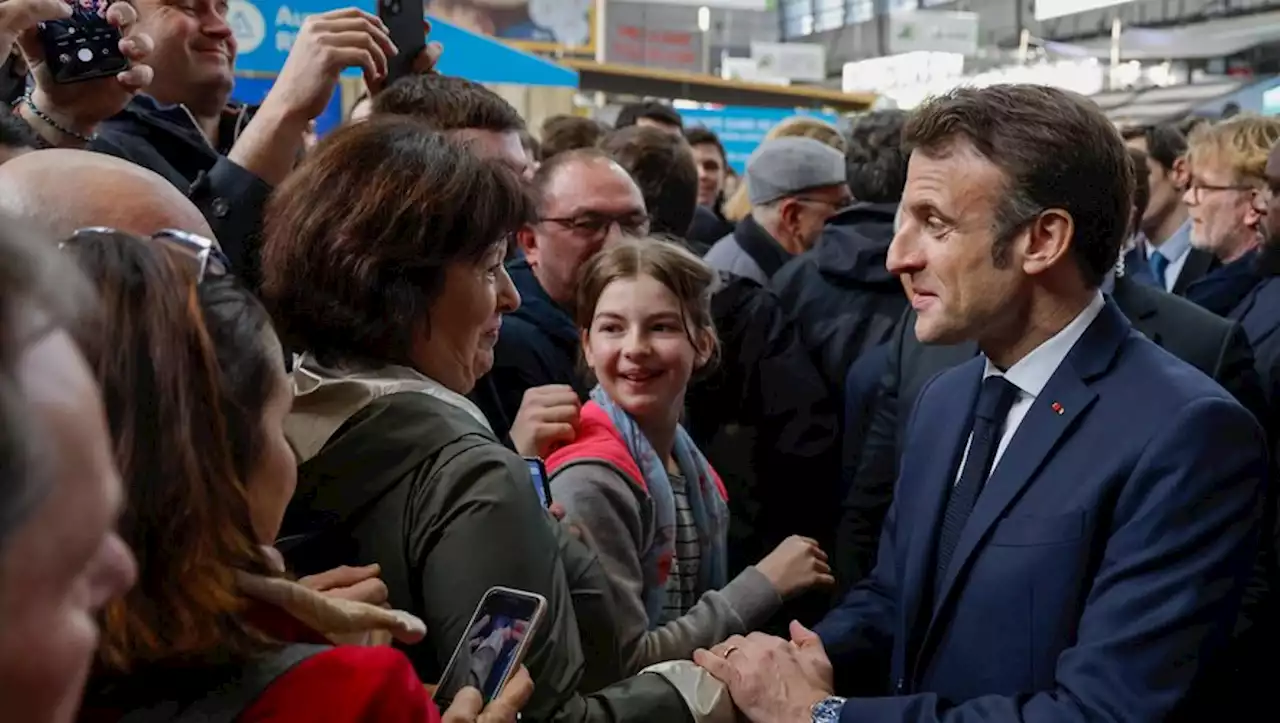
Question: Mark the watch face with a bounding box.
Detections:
[812,696,847,723]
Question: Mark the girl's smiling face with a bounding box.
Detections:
[582,273,712,427]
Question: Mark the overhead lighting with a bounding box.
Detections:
[697,6,711,33]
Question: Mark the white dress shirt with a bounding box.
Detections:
[954,292,1106,484]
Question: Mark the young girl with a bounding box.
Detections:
[547,239,833,675]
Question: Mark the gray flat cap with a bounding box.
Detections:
[746,136,847,206]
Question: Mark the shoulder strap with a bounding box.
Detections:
[117,643,331,723]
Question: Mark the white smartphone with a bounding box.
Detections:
[433,586,547,706]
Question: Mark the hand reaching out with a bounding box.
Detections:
[15,0,154,143]
[299,563,389,607]
[0,0,68,59]
[510,385,581,458]
[442,666,534,723]
[693,622,833,723]
[755,536,834,600]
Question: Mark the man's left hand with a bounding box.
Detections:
[364,18,442,96]
[694,621,835,723]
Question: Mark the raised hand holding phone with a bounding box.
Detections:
[15,0,152,145]
[0,0,70,59]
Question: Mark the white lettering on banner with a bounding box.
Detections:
[227,0,266,54]
[267,6,322,55]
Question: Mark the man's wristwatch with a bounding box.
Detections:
[811,696,848,723]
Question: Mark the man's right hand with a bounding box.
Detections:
[16,0,154,145]
[442,667,534,723]
[510,385,581,458]
[262,7,396,125]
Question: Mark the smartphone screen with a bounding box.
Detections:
[377,0,424,88]
[37,0,127,84]
[434,587,546,706]
[524,457,551,507]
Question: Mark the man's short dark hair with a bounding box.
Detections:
[1128,147,1151,233]
[601,126,698,237]
[371,74,525,133]
[1120,122,1188,171]
[0,113,36,152]
[540,115,608,162]
[905,84,1133,288]
[262,117,534,367]
[684,126,726,164]
[0,217,94,551]
[615,101,683,131]
[845,110,908,203]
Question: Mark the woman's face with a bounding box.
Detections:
[244,330,297,545]
[582,274,711,428]
[412,242,520,395]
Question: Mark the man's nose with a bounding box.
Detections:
[886,226,919,276]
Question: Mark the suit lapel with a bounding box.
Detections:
[900,358,982,671]
[1110,276,1161,347]
[915,302,1132,673]
[1172,249,1216,296]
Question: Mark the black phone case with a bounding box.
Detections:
[38,4,128,84]
[378,0,425,88]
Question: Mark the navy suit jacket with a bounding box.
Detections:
[818,301,1266,722]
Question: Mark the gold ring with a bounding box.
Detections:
[721,644,739,658]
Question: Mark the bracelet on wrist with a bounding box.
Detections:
[21,91,96,144]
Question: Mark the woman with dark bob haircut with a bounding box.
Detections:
[66,230,526,722]
[263,117,695,721]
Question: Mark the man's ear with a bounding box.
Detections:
[517,226,537,263]
[1173,156,1191,190]
[1245,196,1266,233]
[1021,209,1075,277]
[692,327,716,370]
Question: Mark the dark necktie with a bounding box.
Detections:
[1148,250,1170,288]
[935,375,1019,598]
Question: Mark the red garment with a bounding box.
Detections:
[78,601,442,723]
[242,603,442,723]
[546,401,727,499]
[241,645,441,723]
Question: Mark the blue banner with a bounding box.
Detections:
[227,0,345,75]
[226,0,577,87]
[679,106,842,175]
[230,75,344,136]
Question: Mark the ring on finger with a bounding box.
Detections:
[721,644,739,659]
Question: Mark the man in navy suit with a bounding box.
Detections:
[692,84,1267,723]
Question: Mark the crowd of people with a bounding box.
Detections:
[2,1,1280,722]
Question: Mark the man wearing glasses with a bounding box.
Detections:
[1181,116,1280,317]
[483,148,649,431]
[704,137,851,286]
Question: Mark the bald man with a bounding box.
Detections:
[0,149,214,241]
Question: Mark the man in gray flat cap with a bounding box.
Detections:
[705,136,851,285]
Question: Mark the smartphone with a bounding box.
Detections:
[377,0,424,88]
[37,0,128,84]
[434,587,547,706]
[524,456,552,508]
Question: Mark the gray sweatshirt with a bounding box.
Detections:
[551,459,782,674]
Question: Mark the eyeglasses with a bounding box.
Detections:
[539,212,651,239]
[64,227,230,282]
[1186,180,1255,205]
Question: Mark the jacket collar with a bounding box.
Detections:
[507,258,579,346]
[733,214,793,280]
[288,355,492,463]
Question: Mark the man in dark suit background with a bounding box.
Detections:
[1121,122,1217,293]
[692,85,1266,723]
